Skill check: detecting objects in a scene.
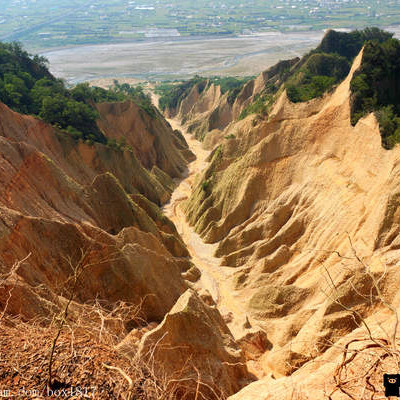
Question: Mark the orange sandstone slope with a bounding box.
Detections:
[96,100,194,178]
[182,50,400,398]
[167,58,298,145]
[0,99,252,399]
[0,100,192,322]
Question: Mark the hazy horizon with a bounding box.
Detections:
[0,0,399,52]
[1,0,399,82]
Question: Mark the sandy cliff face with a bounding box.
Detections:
[0,98,254,399]
[171,58,299,146]
[96,100,193,178]
[0,102,171,205]
[0,102,192,322]
[182,51,400,398]
[173,83,229,142]
[118,289,252,398]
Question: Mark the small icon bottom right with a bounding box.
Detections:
[384,374,400,397]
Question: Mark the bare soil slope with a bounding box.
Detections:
[0,101,196,324]
[167,58,299,148]
[96,100,192,178]
[0,98,253,399]
[181,50,400,398]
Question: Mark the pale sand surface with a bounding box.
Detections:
[160,108,251,340]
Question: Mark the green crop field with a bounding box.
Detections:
[0,0,399,51]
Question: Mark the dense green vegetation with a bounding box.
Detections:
[0,41,106,143]
[350,38,400,149]
[316,28,393,60]
[72,81,156,117]
[286,53,349,102]
[0,41,155,145]
[286,27,393,103]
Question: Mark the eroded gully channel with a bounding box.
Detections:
[160,115,249,338]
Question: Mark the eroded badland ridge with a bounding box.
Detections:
[1,28,400,399]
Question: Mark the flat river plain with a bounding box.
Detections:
[43,31,325,83]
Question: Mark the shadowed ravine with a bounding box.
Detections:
[160,113,251,338]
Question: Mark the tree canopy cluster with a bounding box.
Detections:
[286,53,349,102]
[286,27,393,103]
[316,28,393,60]
[350,37,400,149]
[0,41,155,146]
